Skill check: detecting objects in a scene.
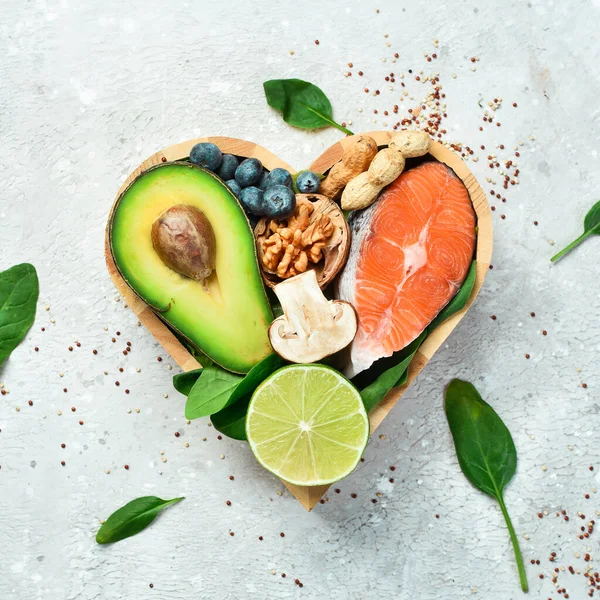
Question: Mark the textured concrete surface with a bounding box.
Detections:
[1,1,600,599]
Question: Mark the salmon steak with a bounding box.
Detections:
[337,161,476,378]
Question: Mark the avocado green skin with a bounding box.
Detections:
[109,162,273,374]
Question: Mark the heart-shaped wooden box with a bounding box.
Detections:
[105,132,493,511]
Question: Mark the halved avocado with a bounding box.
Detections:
[109,162,273,373]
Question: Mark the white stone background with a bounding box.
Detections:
[1,0,599,598]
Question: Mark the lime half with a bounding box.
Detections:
[246,365,369,486]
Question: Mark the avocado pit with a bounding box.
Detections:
[151,204,216,287]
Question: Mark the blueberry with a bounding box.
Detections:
[263,185,296,219]
[239,186,266,216]
[266,168,292,188]
[217,154,239,181]
[258,170,270,190]
[235,158,263,187]
[190,143,223,171]
[226,179,242,197]
[296,171,320,194]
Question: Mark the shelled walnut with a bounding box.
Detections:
[262,201,334,278]
[255,194,350,290]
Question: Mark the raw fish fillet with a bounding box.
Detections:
[337,161,476,377]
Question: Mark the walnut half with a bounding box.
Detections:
[254,194,350,290]
[261,199,334,279]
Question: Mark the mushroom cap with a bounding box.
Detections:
[268,270,358,364]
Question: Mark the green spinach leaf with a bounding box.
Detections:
[263,79,353,135]
[430,261,477,330]
[227,354,286,406]
[359,331,426,413]
[185,366,243,420]
[395,354,415,388]
[173,368,203,396]
[271,301,284,319]
[445,379,528,592]
[0,263,39,366]
[551,199,600,262]
[211,397,250,441]
[96,496,184,545]
[181,354,286,421]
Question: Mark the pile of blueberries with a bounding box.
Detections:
[189,142,320,220]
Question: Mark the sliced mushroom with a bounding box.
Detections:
[269,270,357,364]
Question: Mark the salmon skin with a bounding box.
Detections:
[337,161,476,378]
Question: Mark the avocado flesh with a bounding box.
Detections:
[110,162,273,373]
